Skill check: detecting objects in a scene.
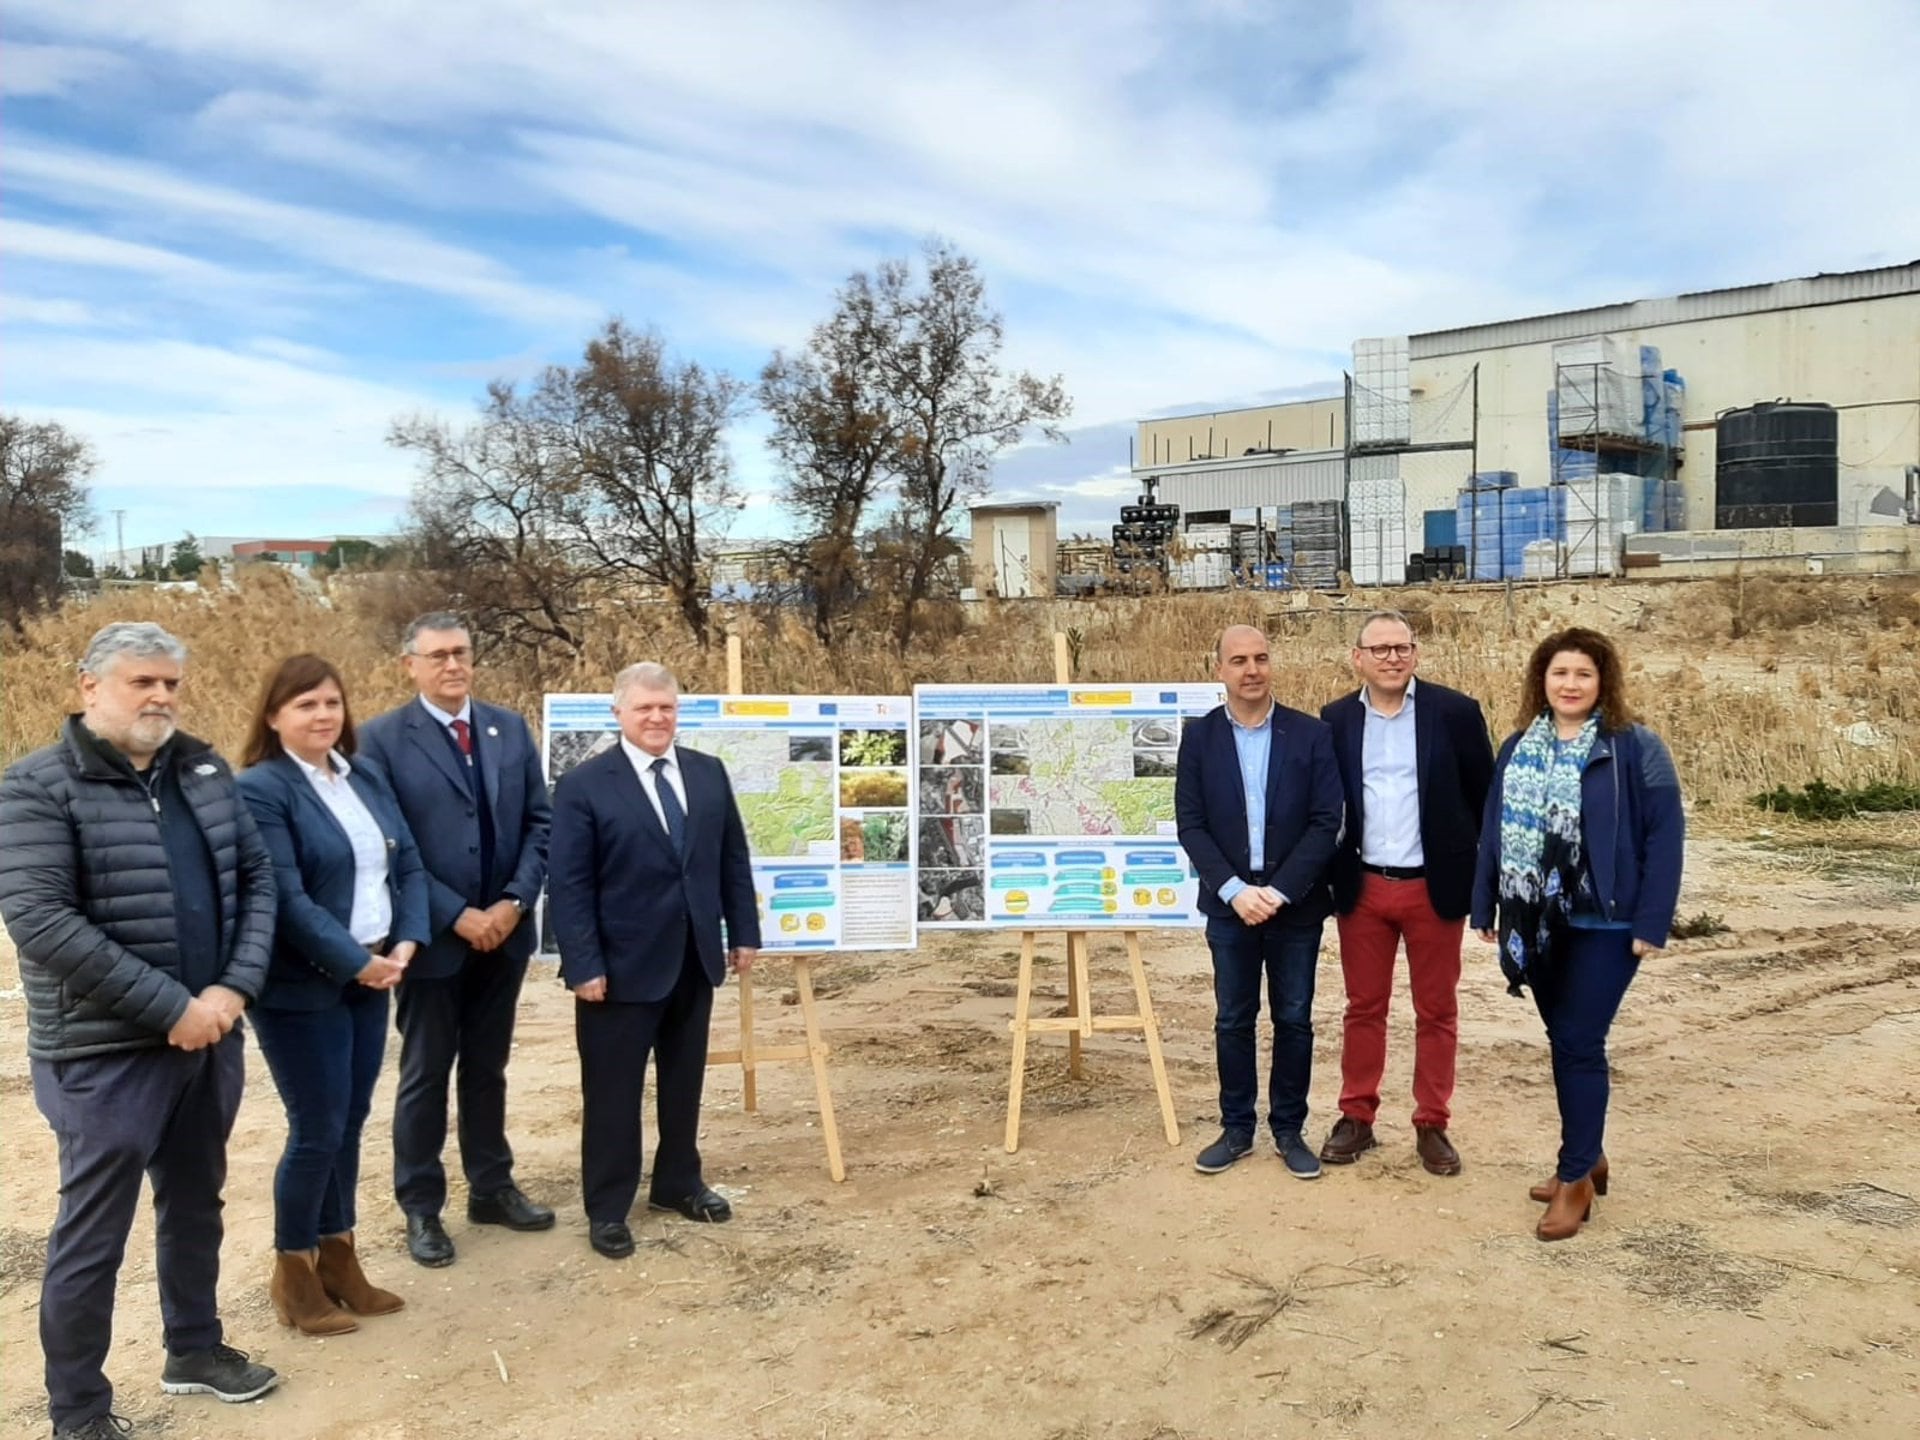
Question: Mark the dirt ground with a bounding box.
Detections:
[2,830,1917,1440]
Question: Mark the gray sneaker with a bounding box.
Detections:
[160,1343,279,1403]
[1274,1131,1323,1180]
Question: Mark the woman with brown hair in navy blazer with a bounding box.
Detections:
[1471,628,1684,1242]
[237,655,429,1333]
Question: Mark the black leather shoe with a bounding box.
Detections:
[647,1185,732,1223]
[406,1212,456,1267]
[589,1221,635,1259]
[468,1185,556,1231]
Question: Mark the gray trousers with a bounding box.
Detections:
[30,1032,245,1429]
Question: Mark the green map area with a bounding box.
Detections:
[676,730,835,856]
[989,717,1175,836]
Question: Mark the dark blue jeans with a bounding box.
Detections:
[31,1034,245,1430]
[251,986,390,1251]
[1206,914,1324,1139]
[1530,926,1639,1183]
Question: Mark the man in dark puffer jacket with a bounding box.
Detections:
[0,622,281,1440]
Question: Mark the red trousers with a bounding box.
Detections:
[1334,872,1464,1128]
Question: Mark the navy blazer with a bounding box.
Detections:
[355,697,551,981]
[1470,722,1686,946]
[547,743,762,1003]
[1175,702,1344,925]
[237,754,431,1011]
[1321,680,1495,920]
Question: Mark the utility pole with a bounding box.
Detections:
[112,509,127,572]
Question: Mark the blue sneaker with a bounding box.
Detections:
[1274,1131,1323,1180]
[1194,1129,1255,1174]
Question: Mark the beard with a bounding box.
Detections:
[124,711,178,753]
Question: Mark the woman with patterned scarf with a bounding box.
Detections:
[1470,628,1685,1241]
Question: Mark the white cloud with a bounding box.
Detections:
[0,295,110,328]
[4,139,596,327]
[0,41,126,96]
[0,217,228,279]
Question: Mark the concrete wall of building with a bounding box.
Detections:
[1137,396,1344,470]
[1400,293,1920,531]
[1623,524,1919,577]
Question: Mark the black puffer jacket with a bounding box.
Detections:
[0,717,276,1060]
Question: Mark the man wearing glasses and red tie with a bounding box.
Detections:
[356,612,554,1267]
[1319,610,1494,1177]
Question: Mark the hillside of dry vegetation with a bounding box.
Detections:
[5,568,1917,821]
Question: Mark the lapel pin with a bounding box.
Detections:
[487,726,499,738]
[193,763,218,776]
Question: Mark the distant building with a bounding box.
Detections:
[231,539,334,567]
[967,501,1059,599]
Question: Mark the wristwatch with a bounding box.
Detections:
[506,896,525,915]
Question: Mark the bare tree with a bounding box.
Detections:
[1,415,96,627]
[760,286,901,647]
[853,241,1071,650]
[389,383,588,656]
[556,321,747,649]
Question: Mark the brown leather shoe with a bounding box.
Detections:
[1415,1125,1462,1176]
[271,1250,358,1336]
[1317,1116,1378,1164]
[1529,1154,1609,1204]
[317,1231,405,1316]
[1536,1176,1595,1241]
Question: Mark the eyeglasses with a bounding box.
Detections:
[409,647,473,667]
[1360,643,1416,661]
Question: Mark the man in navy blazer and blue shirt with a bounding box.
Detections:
[547,662,761,1260]
[354,613,554,1267]
[1318,611,1495,1177]
[1176,625,1344,1179]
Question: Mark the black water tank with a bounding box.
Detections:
[1714,401,1838,529]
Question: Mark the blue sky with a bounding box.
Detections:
[5,0,1917,561]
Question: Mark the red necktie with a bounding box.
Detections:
[450,718,473,758]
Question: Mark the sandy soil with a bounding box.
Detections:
[2,833,1917,1440]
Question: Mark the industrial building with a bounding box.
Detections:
[1123,261,1919,586]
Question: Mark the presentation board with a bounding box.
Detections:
[912,683,1224,929]
[543,693,916,952]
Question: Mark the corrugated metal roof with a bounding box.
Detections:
[1141,450,1345,511]
[1410,261,1919,359]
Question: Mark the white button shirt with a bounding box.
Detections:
[293,751,394,944]
[1359,677,1424,869]
[620,736,688,837]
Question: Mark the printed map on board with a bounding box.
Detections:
[676,730,834,856]
[987,717,1175,836]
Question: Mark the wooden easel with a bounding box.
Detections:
[1003,635,1181,1153]
[704,635,846,1182]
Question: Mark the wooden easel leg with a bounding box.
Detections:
[1068,931,1091,1079]
[793,959,845,1182]
[1004,931,1036,1153]
[738,969,759,1113]
[1126,930,1181,1146]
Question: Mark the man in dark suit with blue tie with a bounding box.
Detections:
[355,613,554,1267]
[1176,624,1344,1181]
[1318,610,1494,1176]
[546,662,761,1260]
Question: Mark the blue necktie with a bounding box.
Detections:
[652,757,686,854]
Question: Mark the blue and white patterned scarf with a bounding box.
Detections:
[1496,711,1599,994]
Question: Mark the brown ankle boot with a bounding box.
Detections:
[272,1250,359,1335]
[317,1231,406,1316]
[1528,1154,1609,1203]
[1536,1176,1596,1242]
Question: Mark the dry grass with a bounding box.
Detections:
[5,570,1917,819]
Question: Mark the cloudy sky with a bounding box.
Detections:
[5,0,1916,559]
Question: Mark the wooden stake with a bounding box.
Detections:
[1127,929,1180,1145]
[795,959,845,1182]
[1004,930,1036,1153]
